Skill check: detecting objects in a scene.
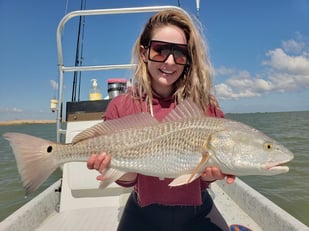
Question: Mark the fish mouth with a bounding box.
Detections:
[266,162,290,174]
[268,165,289,173]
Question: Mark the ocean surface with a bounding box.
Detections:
[0,111,308,226]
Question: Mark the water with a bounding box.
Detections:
[0,123,62,221]
[0,111,308,226]
[226,111,309,226]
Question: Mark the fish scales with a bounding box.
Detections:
[53,117,224,177]
[103,118,218,177]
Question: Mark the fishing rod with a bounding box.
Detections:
[72,0,86,102]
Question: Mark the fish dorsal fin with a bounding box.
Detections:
[162,100,204,123]
[72,112,159,144]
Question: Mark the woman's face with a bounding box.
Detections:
[142,25,187,97]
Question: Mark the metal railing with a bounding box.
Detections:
[55,6,188,142]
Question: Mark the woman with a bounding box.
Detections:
[88,9,234,231]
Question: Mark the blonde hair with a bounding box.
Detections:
[131,9,213,113]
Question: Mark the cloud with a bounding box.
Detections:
[264,48,309,75]
[281,33,308,54]
[0,107,24,113]
[0,107,55,121]
[214,35,309,100]
[282,39,305,54]
[214,69,273,99]
[50,80,58,90]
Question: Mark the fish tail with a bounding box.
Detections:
[3,132,58,195]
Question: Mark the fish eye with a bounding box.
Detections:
[264,142,273,151]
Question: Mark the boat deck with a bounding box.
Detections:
[37,207,120,231]
[35,179,262,231]
[2,177,308,231]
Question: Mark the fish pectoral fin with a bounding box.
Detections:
[169,173,200,187]
[99,168,126,189]
[188,152,210,182]
[169,152,210,187]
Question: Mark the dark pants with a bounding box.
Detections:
[117,190,223,231]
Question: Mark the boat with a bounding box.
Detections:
[1,5,308,231]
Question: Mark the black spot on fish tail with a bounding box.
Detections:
[47,146,53,153]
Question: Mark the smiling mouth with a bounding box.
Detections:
[160,68,174,74]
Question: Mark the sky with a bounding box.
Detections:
[0,0,309,121]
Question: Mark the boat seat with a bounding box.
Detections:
[59,120,132,212]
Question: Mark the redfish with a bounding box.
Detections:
[3,100,294,195]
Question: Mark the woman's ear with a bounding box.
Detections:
[140,45,148,63]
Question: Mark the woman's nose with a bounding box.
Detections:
[165,53,175,64]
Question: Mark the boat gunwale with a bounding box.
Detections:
[0,180,61,231]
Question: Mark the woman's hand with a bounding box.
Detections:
[201,166,235,184]
[87,153,137,182]
[87,152,111,173]
[87,152,111,181]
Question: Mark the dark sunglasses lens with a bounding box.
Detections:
[173,48,187,65]
[149,42,169,62]
[149,41,187,65]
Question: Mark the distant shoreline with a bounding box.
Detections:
[0,120,56,126]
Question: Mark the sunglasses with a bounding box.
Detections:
[146,40,189,65]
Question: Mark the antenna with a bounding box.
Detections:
[196,0,200,18]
